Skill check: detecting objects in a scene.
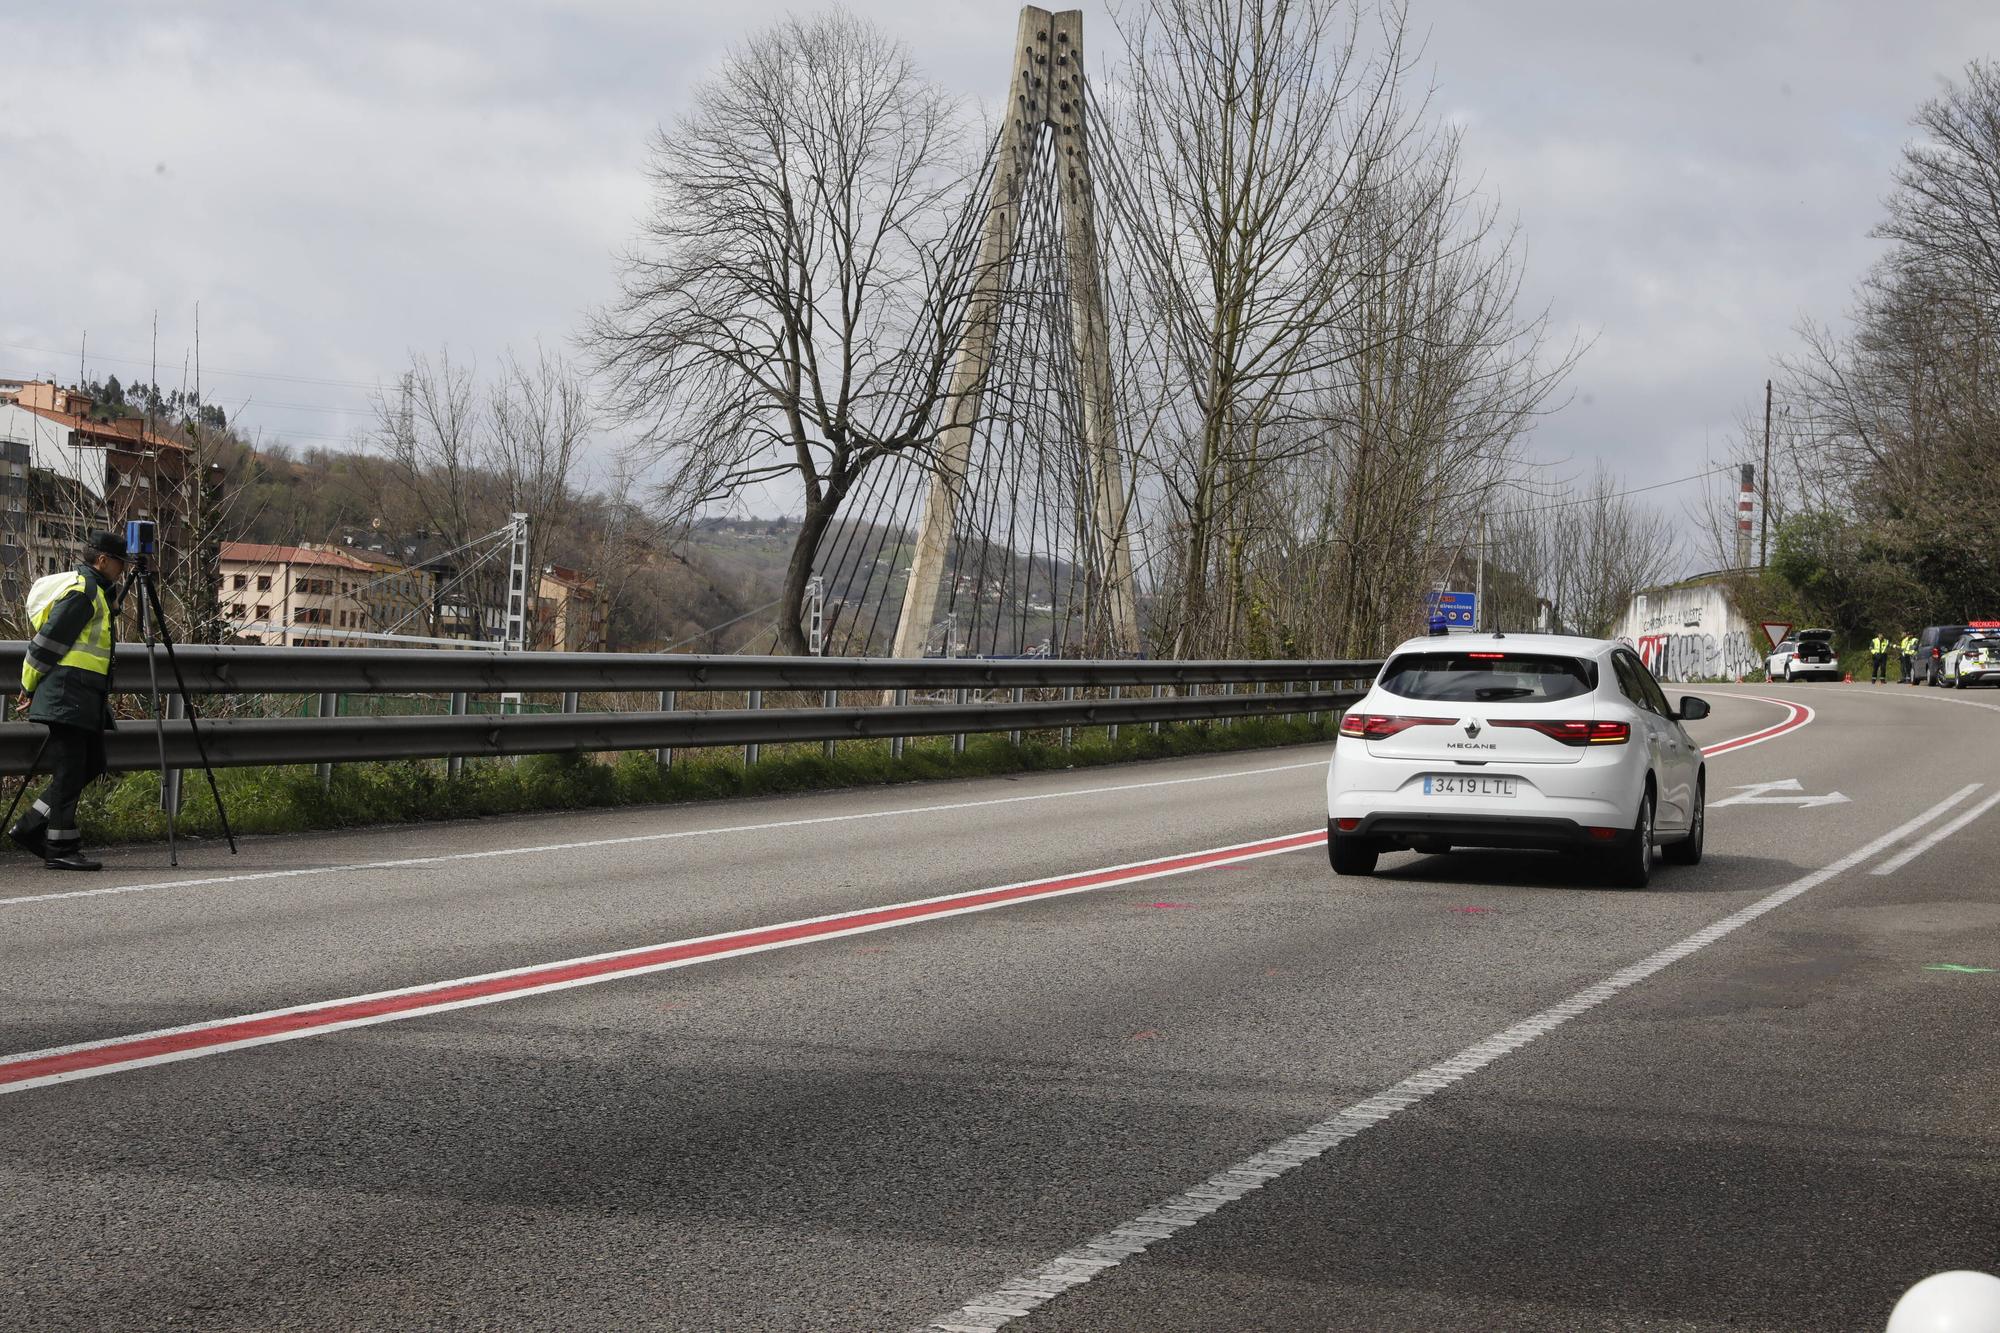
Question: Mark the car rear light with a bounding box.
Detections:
[1490,719,1631,746]
[1586,826,1621,841]
[1467,652,1505,659]
[1335,819,1361,832]
[1338,713,1455,739]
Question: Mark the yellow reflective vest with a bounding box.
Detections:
[1870,636,1890,655]
[23,569,114,695]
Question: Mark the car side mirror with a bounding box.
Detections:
[1676,697,1710,722]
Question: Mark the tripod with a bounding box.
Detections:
[130,560,237,866]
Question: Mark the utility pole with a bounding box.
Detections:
[1475,511,1486,632]
[1760,378,1773,568]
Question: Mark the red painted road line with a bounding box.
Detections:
[0,703,1812,1096]
[0,829,1327,1095]
[1699,697,1812,756]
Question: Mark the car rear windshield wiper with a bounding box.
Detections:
[1474,686,1535,700]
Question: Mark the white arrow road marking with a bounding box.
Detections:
[1711,778,1851,809]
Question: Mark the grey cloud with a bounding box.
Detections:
[5,0,1996,525]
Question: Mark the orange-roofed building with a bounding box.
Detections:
[218,541,381,647]
[535,564,608,652]
[0,381,190,584]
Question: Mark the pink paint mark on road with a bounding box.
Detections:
[1448,906,1497,915]
[1146,902,1194,909]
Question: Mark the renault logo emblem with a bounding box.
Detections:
[1464,720,1482,739]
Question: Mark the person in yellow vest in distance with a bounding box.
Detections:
[11,531,126,871]
[1899,631,1918,684]
[1870,633,1891,684]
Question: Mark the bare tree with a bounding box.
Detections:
[1758,61,2000,632]
[1496,469,1674,638]
[589,11,983,654]
[489,344,596,584]
[372,347,596,640]
[1105,0,1424,656]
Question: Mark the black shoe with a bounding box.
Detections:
[9,824,46,860]
[44,850,101,872]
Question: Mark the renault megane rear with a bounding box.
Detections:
[1326,634,1708,887]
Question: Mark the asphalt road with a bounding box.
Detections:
[0,684,1994,1331]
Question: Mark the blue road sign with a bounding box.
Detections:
[1425,590,1478,630]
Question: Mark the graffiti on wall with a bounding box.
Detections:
[1635,629,1761,683]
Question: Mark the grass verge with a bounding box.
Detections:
[60,715,1336,846]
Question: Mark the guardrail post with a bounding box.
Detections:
[891,689,908,760]
[1107,685,1120,742]
[1223,681,1235,728]
[316,692,337,789]
[657,690,675,769]
[1062,686,1074,749]
[448,691,468,780]
[823,690,837,760]
[160,694,184,816]
[744,689,762,767]
[562,690,580,714]
[953,688,968,755]
[1010,686,1023,747]
[1151,683,1164,735]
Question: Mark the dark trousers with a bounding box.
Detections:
[1900,653,1913,682]
[1870,653,1888,682]
[14,724,106,851]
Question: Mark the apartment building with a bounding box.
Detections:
[535,564,608,652]
[218,542,380,647]
[0,382,189,562]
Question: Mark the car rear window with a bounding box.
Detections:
[1378,651,1596,703]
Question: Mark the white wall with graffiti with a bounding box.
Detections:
[1612,578,1762,682]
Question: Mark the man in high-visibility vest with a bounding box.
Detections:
[1870,633,1891,684]
[1899,632,1918,684]
[10,531,126,871]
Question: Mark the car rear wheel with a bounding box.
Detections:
[1606,790,1655,889]
[1663,774,1704,866]
[1329,833,1378,876]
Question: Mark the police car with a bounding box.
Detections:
[1327,634,1709,888]
[1941,624,2000,688]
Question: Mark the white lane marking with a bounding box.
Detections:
[1711,779,1849,809]
[0,830,1328,1095]
[926,782,1986,1331]
[0,758,1329,909]
[1872,789,2000,875]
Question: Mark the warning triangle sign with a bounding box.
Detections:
[1760,621,1792,651]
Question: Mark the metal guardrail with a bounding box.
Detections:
[0,644,1381,693]
[0,643,1384,776]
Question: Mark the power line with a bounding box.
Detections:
[1,339,389,391]
[1497,465,1732,518]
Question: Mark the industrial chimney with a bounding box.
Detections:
[1736,463,1756,568]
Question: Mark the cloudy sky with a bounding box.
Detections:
[6,1,1998,526]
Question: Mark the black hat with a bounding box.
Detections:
[86,531,128,562]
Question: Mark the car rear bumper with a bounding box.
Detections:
[1328,814,1636,851]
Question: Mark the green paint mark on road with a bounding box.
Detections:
[1924,964,1996,974]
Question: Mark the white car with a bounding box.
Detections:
[1765,629,1840,681]
[1326,633,1710,887]
[1941,631,2000,688]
